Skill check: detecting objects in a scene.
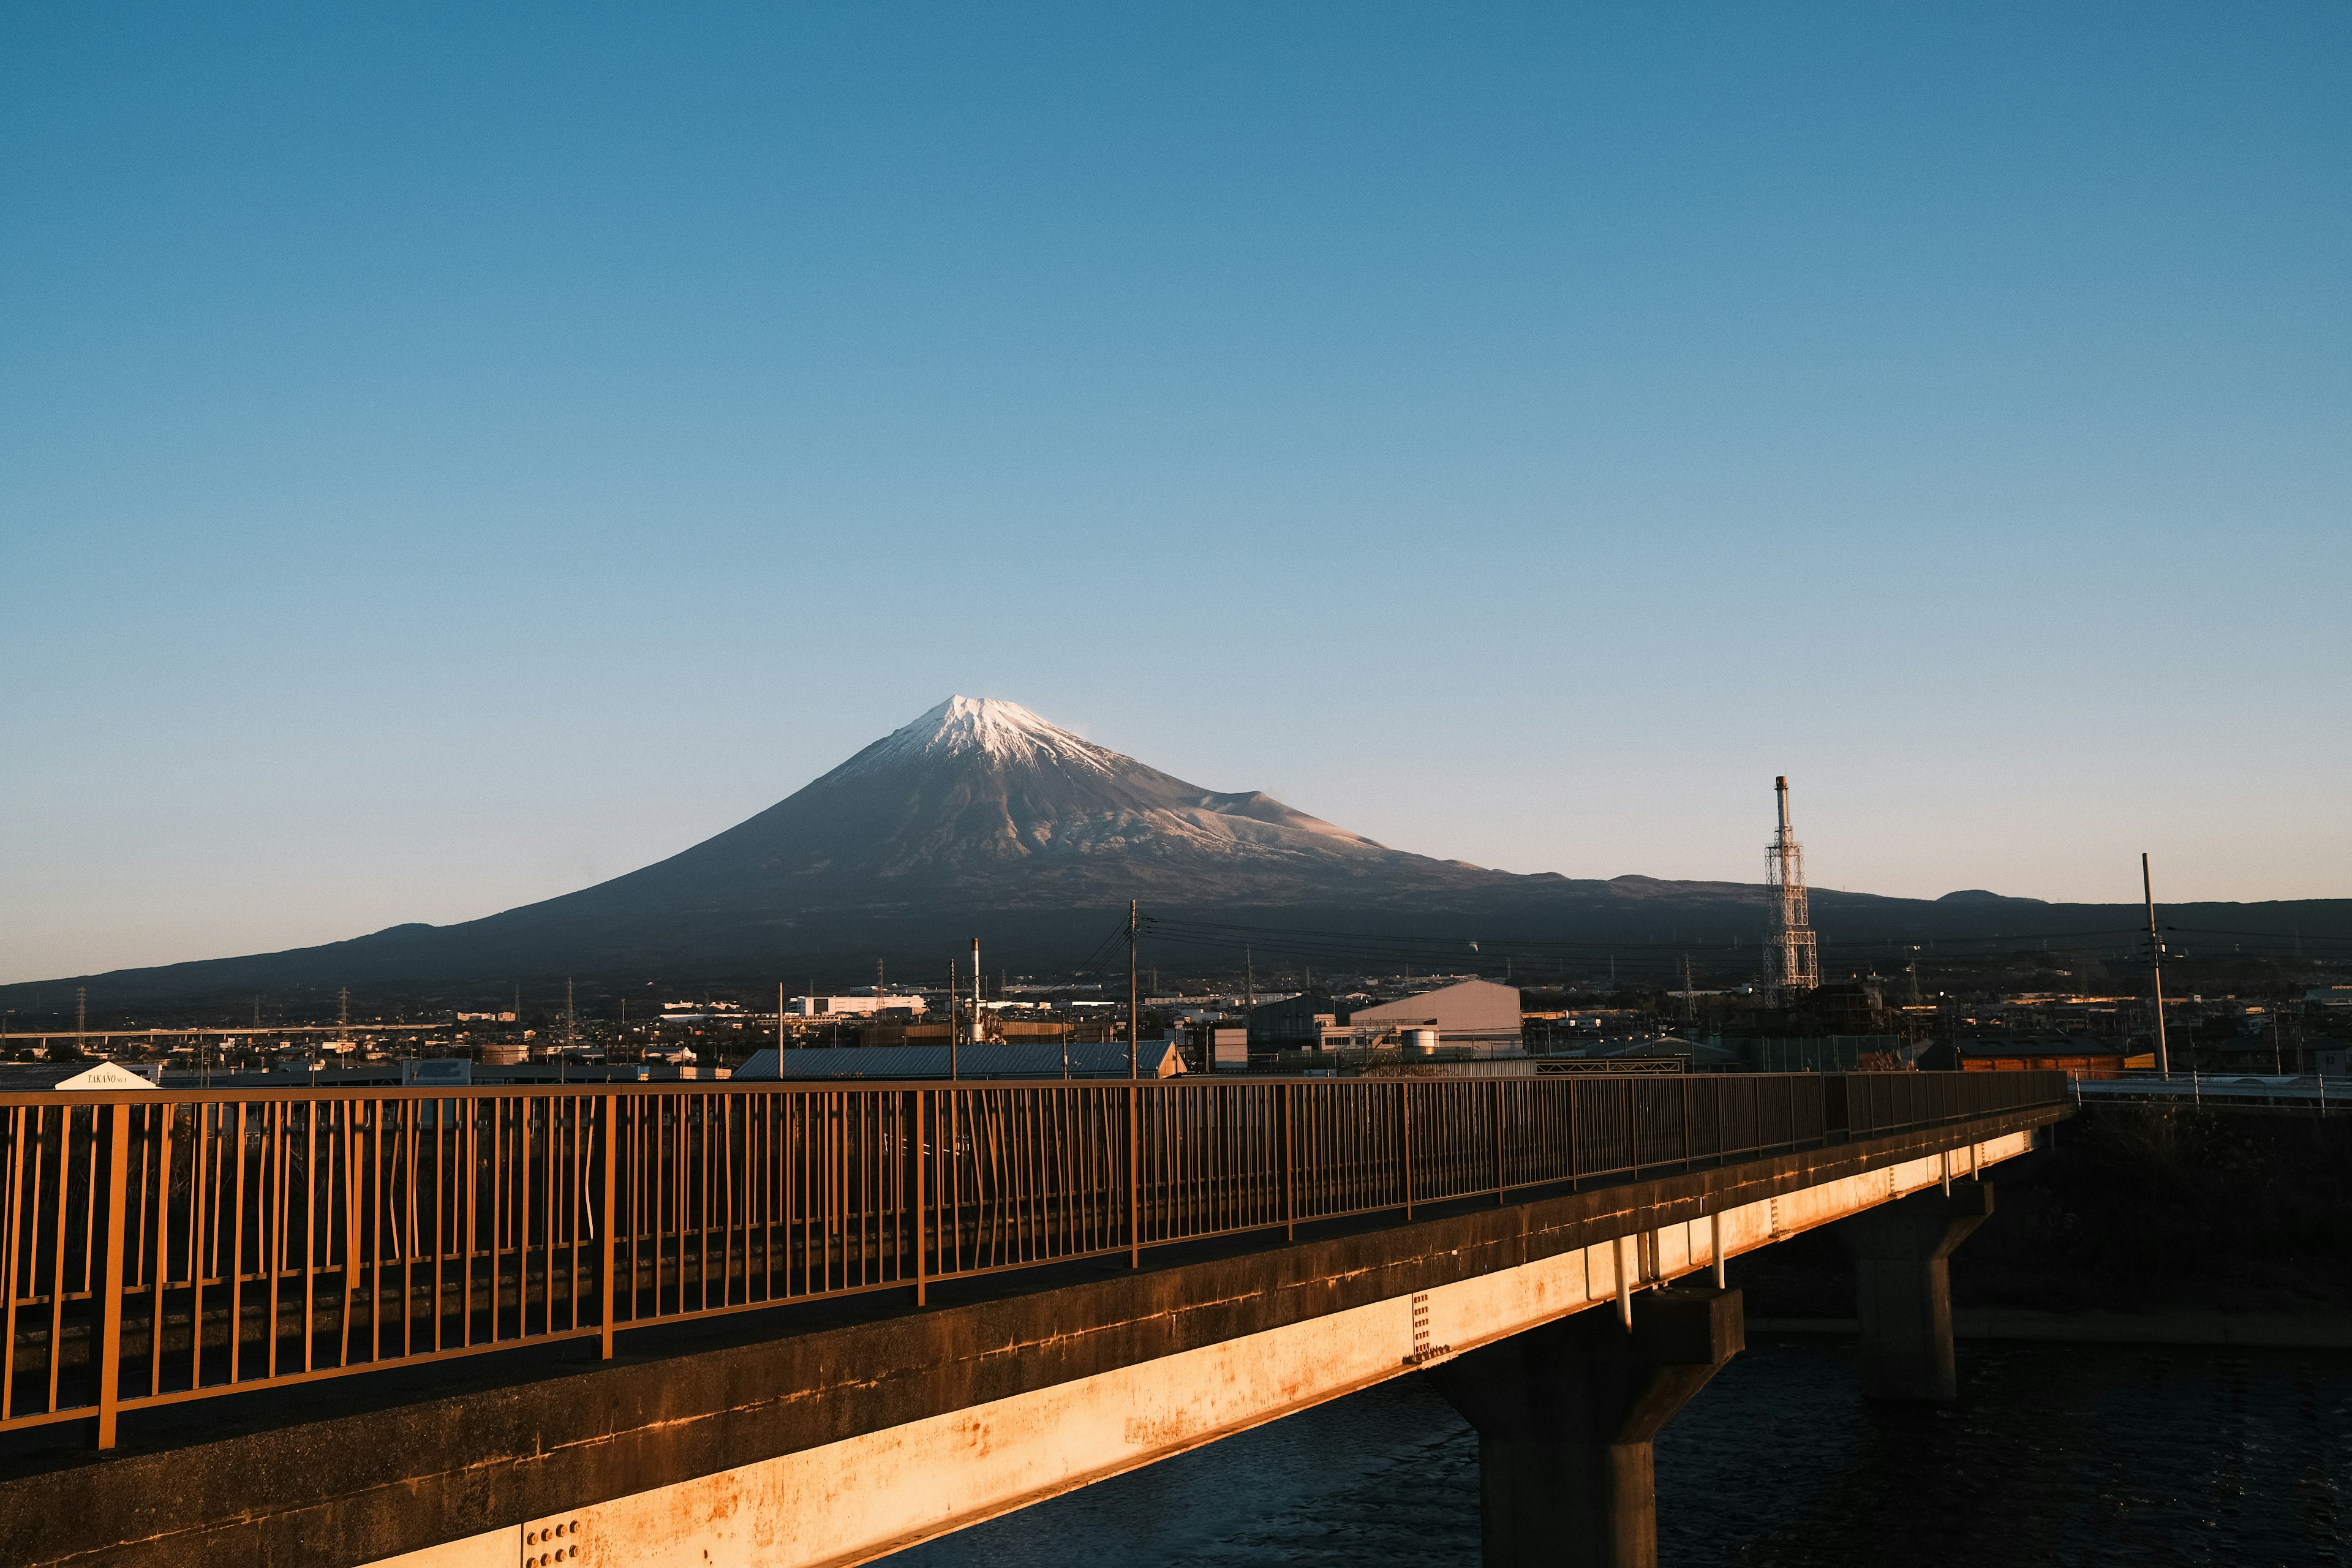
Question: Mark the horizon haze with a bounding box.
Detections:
[7,695,2346,1005]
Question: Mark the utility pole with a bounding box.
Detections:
[1245,946,1254,1012]
[1681,953,1695,1023]
[566,977,576,1054]
[2144,853,2171,1079]
[777,983,785,1051]
[971,937,982,1052]
[948,959,960,1082]
[75,986,86,1058]
[1128,900,1140,1080]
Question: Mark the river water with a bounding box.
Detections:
[892,1338,2352,1567]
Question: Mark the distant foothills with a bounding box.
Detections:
[8,698,2348,1009]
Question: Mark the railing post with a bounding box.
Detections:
[913,1089,928,1306]
[1493,1079,1506,1205]
[339,1102,361,1365]
[1401,1081,1414,1222]
[599,1093,617,1359]
[92,1101,131,1450]
[1681,1076,1693,1171]
[1282,1082,1295,1242]
[1128,1082,1141,1268]
[1568,1075,1580,1191]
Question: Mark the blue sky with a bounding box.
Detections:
[4,4,2346,981]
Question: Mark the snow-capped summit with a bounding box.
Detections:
[837,696,1116,779]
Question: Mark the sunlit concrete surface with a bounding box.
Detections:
[367,1131,2033,1568]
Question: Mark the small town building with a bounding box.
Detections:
[1570,1036,1745,1071]
[1740,1035,1908,1073]
[1918,1033,2152,1078]
[0,1061,159,1091]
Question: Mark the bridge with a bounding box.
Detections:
[0,1069,2068,1567]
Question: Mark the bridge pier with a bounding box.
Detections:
[1838,1178,1992,1402]
[1425,1287,1744,1568]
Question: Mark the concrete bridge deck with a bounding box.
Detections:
[0,1088,2065,1568]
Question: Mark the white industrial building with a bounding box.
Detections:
[1249,978,1525,1059]
[1348,979,1525,1057]
[785,993,930,1019]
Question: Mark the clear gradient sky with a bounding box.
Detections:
[4,5,2347,983]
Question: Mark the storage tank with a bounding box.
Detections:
[1403,1028,1439,1058]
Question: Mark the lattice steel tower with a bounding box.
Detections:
[1766,775,1820,1000]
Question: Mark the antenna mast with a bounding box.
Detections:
[2143,853,2171,1080]
[1766,777,1820,1001]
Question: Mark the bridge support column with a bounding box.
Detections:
[1837,1179,1992,1402]
[1424,1287,1743,1568]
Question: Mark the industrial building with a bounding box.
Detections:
[785,992,930,1019]
[1248,978,1524,1059]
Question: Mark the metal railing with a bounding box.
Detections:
[1,1069,2063,1445]
[2071,1071,2345,1114]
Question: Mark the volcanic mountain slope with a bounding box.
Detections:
[560,696,1502,911]
[13,697,2350,1001]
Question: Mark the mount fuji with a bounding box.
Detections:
[13,697,2346,1003]
[612,695,1491,907]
